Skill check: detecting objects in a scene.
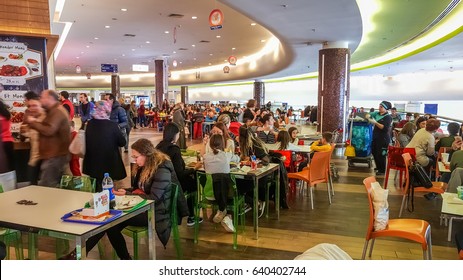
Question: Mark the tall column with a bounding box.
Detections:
[318,42,350,139]
[155,59,168,108]
[253,80,265,108]
[181,86,188,104]
[111,74,120,98]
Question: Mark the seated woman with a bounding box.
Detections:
[398,122,416,147]
[288,126,299,144]
[202,121,234,154]
[415,116,427,132]
[203,134,241,233]
[62,138,189,260]
[406,119,441,170]
[436,122,460,151]
[156,123,202,226]
[266,130,301,151]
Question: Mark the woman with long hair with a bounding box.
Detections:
[287,127,299,144]
[156,123,202,226]
[398,122,416,147]
[203,121,234,154]
[63,138,189,260]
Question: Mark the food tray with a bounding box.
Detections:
[61,209,123,225]
[114,196,147,213]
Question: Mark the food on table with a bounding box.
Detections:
[10,111,25,123]
[8,53,23,59]
[0,65,28,76]
[13,101,26,107]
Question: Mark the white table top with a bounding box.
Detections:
[0,185,151,236]
[441,192,463,216]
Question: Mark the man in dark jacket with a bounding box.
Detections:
[105,93,128,130]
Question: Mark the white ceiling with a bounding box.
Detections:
[50,0,463,87]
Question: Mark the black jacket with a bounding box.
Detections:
[83,119,126,187]
[130,160,189,247]
[109,101,128,129]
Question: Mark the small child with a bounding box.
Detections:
[298,132,333,171]
[69,121,82,176]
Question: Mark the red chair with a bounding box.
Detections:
[193,121,203,139]
[384,146,416,189]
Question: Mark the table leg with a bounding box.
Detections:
[275,166,280,220]
[147,203,156,260]
[253,176,259,240]
[75,237,87,260]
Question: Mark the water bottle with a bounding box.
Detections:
[102,173,115,201]
[251,155,257,170]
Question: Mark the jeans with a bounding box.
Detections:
[39,155,69,187]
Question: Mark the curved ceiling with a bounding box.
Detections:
[52,0,463,88]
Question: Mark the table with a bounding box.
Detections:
[440,192,463,241]
[184,156,280,239]
[0,186,155,260]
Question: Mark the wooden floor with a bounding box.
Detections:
[6,126,462,260]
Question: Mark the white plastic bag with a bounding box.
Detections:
[69,130,85,158]
[371,182,389,231]
[0,171,17,192]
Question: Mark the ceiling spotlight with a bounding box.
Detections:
[122,54,125,56]
[173,51,177,54]
[121,8,127,11]
[260,39,266,43]
[193,58,197,60]
[76,56,80,59]
[250,23,257,26]
[232,47,236,50]
[209,53,213,56]
[164,31,170,34]
[105,25,110,28]
[224,59,227,62]
[86,45,90,48]
[192,44,196,47]
[192,16,197,19]
[216,35,221,38]
[94,37,99,40]
[80,51,84,54]
[179,61,183,64]
[208,63,212,65]
[131,49,135,51]
[145,41,150,44]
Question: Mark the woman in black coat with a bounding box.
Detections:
[83,101,126,191]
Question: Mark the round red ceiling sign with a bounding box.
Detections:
[209,9,224,30]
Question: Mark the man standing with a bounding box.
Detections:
[59,90,74,120]
[105,93,128,143]
[78,93,94,129]
[25,90,70,187]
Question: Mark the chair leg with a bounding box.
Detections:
[132,231,139,260]
[399,195,407,218]
[309,186,314,210]
[172,223,182,259]
[361,240,369,260]
[426,226,432,260]
[330,172,335,196]
[327,178,332,205]
[368,239,376,258]
[384,167,390,189]
[232,201,238,250]
[265,183,270,218]
[194,206,200,244]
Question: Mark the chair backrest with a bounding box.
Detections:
[196,172,237,202]
[60,175,96,193]
[363,176,378,239]
[309,151,331,184]
[170,183,179,225]
[401,153,413,194]
[392,130,400,147]
[435,146,451,178]
[181,149,197,157]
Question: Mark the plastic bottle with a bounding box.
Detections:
[251,155,257,170]
[102,173,115,201]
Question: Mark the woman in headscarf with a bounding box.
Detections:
[367,101,393,175]
[172,102,186,149]
[83,100,126,191]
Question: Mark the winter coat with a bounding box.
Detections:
[130,160,189,247]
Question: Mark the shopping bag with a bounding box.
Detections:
[371,182,389,231]
[69,130,86,158]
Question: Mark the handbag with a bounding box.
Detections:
[409,161,433,188]
[69,129,85,158]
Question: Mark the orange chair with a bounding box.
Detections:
[399,153,447,217]
[287,151,331,209]
[362,176,433,260]
[384,146,416,189]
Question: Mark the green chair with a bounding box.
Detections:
[0,184,24,260]
[194,172,245,249]
[120,183,183,259]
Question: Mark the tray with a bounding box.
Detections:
[61,209,123,225]
[114,196,147,213]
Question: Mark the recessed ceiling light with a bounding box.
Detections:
[105,25,110,28]
[260,39,266,43]
[122,54,125,56]
[179,61,183,64]
[86,45,90,48]
[173,51,177,54]
[193,58,197,60]
[216,35,221,38]
[80,51,84,54]
[164,31,170,34]
[94,37,99,40]
[192,16,197,19]
[121,8,127,11]
[131,49,135,51]
[114,58,118,61]
[209,53,213,56]
[250,23,257,26]
[232,47,236,50]
[192,44,195,47]
[208,63,212,65]
[224,59,227,62]
[76,56,80,59]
